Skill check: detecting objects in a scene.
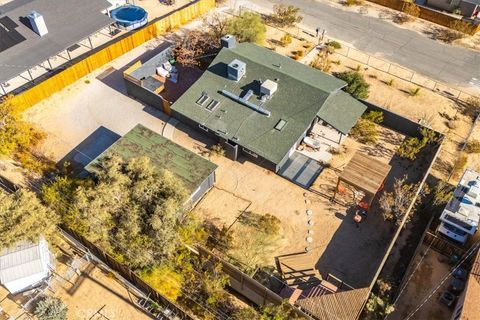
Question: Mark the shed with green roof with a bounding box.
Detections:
[85,124,217,204]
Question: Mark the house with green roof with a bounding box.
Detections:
[85,124,217,205]
[169,37,366,181]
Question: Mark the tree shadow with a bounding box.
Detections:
[432,156,454,177]
[314,202,395,288]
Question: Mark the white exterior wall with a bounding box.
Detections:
[4,271,48,294]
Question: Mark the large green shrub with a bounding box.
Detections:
[226,12,266,44]
[397,127,438,161]
[334,71,370,99]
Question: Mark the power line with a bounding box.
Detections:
[16,149,231,320]
[24,130,342,320]
[383,239,434,320]
[400,239,480,320]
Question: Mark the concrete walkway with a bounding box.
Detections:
[162,117,179,140]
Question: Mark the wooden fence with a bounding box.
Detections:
[423,231,466,257]
[10,0,215,111]
[195,246,312,319]
[63,227,194,319]
[367,0,480,34]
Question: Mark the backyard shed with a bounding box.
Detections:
[85,124,218,205]
[333,152,391,205]
[0,238,54,294]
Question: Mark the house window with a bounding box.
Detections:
[242,148,258,158]
[198,124,209,132]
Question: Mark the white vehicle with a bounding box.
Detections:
[437,169,480,245]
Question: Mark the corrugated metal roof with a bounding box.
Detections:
[296,287,370,320]
[0,238,50,284]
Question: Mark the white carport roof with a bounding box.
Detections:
[0,238,52,289]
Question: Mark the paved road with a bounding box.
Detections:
[235,0,480,91]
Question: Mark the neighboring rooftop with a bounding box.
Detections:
[459,248,480,319]
[171,43,366,164]
[441,169,480,231]
[0,237,52,293]
[0,0,113,83]
[85,124,217,194]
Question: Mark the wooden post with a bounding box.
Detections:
[27,69,34,82]
[47,58,53,70]
[332,178,341,201]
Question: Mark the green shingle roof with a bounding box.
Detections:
[318,91,367,134]
[85,124,217,194]
[171,43,364,164]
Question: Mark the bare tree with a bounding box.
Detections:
[203,13,228,42]
[173,31,219,67]
[379,175,420,226]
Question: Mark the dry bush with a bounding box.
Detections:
[291,50,305,60]
[280,34,292,47]
[461,97,480,119]
[452,153,468,178]
[310,46,334,72]
[465,140,480,154]
[379,175,420,226]
[344,0,364,6]
[403,2,420,18]
[436,28,464,43]
[269,4,303,27]
[450,20,476,35]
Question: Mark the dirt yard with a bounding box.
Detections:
[389,245,453,320]
[54,263,153,320]
[0,236,153,320]
[264,25,316,61]
[173,120,426,288]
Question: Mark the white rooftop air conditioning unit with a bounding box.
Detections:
[27,11,48,37]
[221,34,236,48]
[260,79,278,97]
[227,59,246,82]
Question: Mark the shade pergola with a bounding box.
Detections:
[333,152,392,205]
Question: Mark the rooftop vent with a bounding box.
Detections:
[227,59,246,82]
[27,11,48,37]
[241,89,254,101]
[221,34,236,48]
[261,79,278,97]
[221,89,271,117]
[274,119,287,131]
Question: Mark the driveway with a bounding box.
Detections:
[232,0,480,91]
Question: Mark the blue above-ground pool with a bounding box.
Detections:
[111,5,148,30]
